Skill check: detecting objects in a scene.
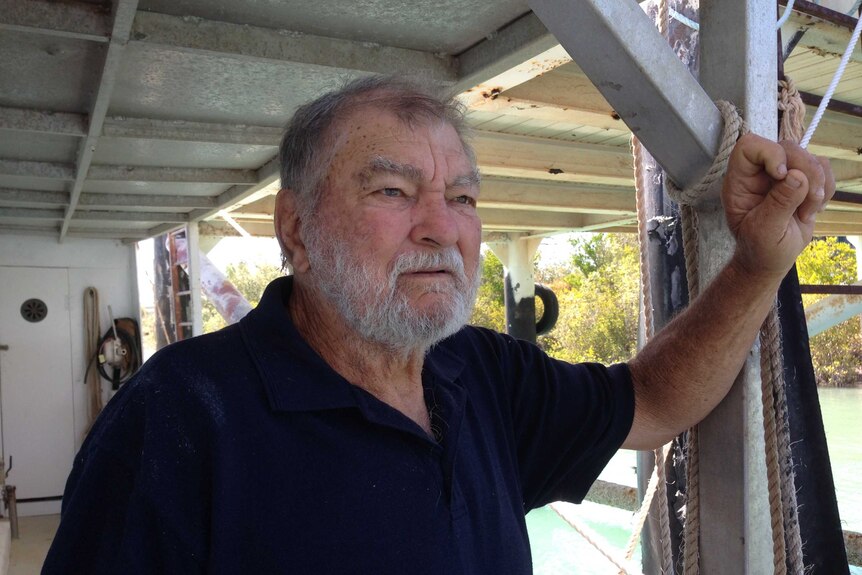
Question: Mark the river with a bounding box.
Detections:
[526,386,862,573]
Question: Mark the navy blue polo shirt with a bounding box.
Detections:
[44,276,634,574]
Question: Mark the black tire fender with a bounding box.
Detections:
[534,284,559,336]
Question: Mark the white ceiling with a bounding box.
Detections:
[1,0,860,242]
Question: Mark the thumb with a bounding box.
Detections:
[758,168,809,223]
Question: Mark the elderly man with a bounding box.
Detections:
[44,76,833,574]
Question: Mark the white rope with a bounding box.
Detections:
[776,0,797,30]
[670,8,699,31]
[800,12,862,148]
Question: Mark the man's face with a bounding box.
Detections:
[301,107,482,350]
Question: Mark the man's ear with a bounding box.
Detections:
[274,189,310,274]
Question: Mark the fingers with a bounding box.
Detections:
[780,141,833,224]
[766,168,810,223]
[733,134,788,180]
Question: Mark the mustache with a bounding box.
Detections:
[390,249,467,278]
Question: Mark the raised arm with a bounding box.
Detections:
[623,134,835,450]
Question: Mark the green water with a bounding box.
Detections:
[526,387,862,573]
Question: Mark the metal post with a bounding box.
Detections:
[698,1,776,572]
[486,234,542,343]
[186,223,203,337]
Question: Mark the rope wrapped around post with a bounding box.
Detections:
[668,90,807,574]
[665,100,746,207]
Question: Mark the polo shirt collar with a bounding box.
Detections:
[240,276,466,413]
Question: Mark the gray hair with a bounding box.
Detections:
[278,75,476,221]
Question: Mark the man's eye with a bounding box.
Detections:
[454,195,476,206]
[380,188,402,198]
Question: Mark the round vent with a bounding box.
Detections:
[20,298,48,323]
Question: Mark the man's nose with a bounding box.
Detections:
[410,194,458,248]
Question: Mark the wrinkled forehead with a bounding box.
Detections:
[327,106,477,179]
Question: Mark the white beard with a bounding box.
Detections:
[303,223,480,353]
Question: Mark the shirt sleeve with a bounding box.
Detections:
[475,330,635,511]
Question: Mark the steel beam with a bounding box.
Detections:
[61,0,140,241]
[0,0,111,43]
[697,1,776,572]
[132,11,456,82]
[526,0,722,194]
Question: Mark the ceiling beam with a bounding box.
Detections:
[0,207,187,223]
[473,130,635,186]
[468,94,627,132]
[132,11,456,82]
[72,210,188,223]
[479,178,634,214]
[0,187,217,210]
[527,0,722,195]
[457,43,572,107]
[0,106,87,137]
[0,188,67,207]
[145,157,281,238]
[466,60,628,131]
[0,0,111,43]
[478,208,586,231]
[78,193,215,210]
[0,160,75,180]
[86,166,257,184]
[101,117,282,146]
[453,12,558,94]
[61,0,140,241]
[0,207,64,220]
[832,159,862,186]
[786,2,862,68]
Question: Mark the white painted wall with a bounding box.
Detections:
[0,234,138,454]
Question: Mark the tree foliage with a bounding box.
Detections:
[470,234,640,365]
[470,233,860,387]
[470,250,507,332]
[796,237,860,387]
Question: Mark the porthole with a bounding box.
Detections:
[20,299,48,323]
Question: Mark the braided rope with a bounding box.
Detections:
[679,203,701,575]
[778,78,805,144]
[655,444,674,574]
[760,306,789,575]
[633,137,655,341]
[682,426,700,574]
[666,101,745,207]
